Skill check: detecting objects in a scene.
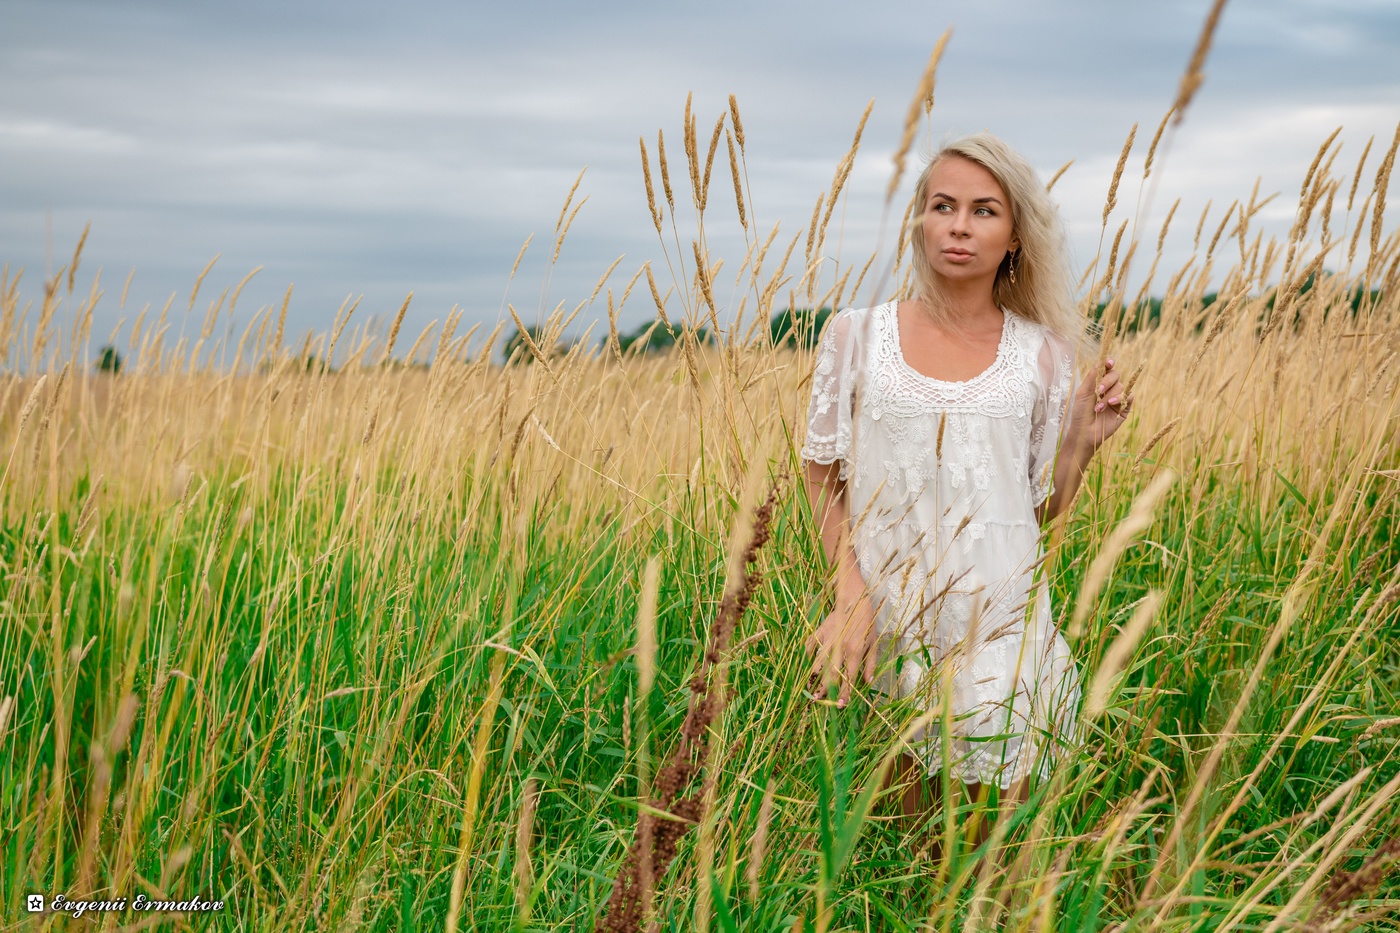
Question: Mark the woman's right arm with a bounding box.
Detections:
[804,459,878,707]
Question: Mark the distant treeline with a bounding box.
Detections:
[1091,273,1385,333]
[88,276,1384,375]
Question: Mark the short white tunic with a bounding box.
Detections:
[800,301,1082,788]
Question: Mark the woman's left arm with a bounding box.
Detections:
[1036,357,1133,525]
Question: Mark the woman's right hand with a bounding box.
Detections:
[806,594,879,708]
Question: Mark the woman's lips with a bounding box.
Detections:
[942,248,974,262]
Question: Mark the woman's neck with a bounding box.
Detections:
[926,276,1002,333]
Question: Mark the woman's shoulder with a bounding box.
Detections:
[1006,309,1072,355]
[818,302,889,343]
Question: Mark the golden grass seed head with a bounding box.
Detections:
[700,114,725,214]
[1171,0,1228,125]
[555,167,586,235]
[684,93,701,210]
[888,30,950,202]
[640,136,662,234]
[805,193,824,262]
[1206,202,1237,258]
[644,262,671,329]
[1367,121,1400,272]
[553,195,589,264]
[726,129,747,231]
[657,129,674,211]
[68,221,91,295]
[1348,189,1374,264]
[620,264,645,308]
[1193,199,1212,250]
[728,93,745,151]
[1142,106,1175,180]
[1046,159,1073,192]
[1347,134,1374,212]
[1103,122,1138,225]
[381,292,411,364]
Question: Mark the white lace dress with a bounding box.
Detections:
[800,301,1082,788]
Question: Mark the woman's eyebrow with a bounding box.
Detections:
[929,192,1004,206]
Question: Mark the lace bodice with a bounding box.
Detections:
[799,301,1081,789]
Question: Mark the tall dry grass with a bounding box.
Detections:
[2,37,1400,933]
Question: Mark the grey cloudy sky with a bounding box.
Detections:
[2,0,1397,369]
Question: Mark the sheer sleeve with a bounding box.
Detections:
[799,308,863,481]
[1028,327,1077,508]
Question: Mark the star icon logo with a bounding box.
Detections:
[26,894,45,913]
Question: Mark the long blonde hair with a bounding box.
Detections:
[908,132,1083,345]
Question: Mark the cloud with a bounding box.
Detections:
[1,0,1397,369]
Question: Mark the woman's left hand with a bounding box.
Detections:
[1071,357,1134,450]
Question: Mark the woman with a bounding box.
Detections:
[800,133,1133,838]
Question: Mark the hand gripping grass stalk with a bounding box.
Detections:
[595,476,782,933]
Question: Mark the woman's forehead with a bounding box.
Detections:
[926,156,1006,198]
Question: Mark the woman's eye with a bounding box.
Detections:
[934,203,952,212]
[975,207,992,216]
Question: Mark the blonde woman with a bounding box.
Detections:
[800,133,1133,847]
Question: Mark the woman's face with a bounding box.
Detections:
[919,155,1018,287]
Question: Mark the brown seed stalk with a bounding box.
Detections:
[595,479,783,933]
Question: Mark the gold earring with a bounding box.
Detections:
[1008,250,1017,285]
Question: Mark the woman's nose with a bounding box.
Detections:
[950,210,971,235]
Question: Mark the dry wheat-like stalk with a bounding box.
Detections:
[684,93,700,210]
[514,778,539,915]
[1206,202,1237,258]
[1193,199,1213,250]
[67,221,91,295]
[607,290,622,363]
[1084,591,1162,717]
[553,195,590,264]
[815,99,874,259]
[640,137,662,234]
[747,780,776,902]
[1172,0,1229,125]
[644,263,671,329]
[1158,198,1180,253]
[510,234,533,280]
[1133,417,1182,471]
[1142,106,1176,180]
[657,129,675,213]
[1349,190,1374,265]
[507,304,555,374]
[888,30,951,202]
[1103,124,1138,224]
[1347,135,1374,212]
[693,240,717,316]
[726,129,747,231]
[1367,121,1400,275]
[270,284,291,360]
[728,94,745,152]
[1070,469,1176,637]
[805,194,825,264]
[1046,160,1073,192]
[380,292,411,365]
[700,114,725,215]
[555,167,586,235]
[589,255,625,306]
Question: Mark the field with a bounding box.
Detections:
[3,73,1400,932]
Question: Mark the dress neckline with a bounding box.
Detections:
[887,301,1014,387]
